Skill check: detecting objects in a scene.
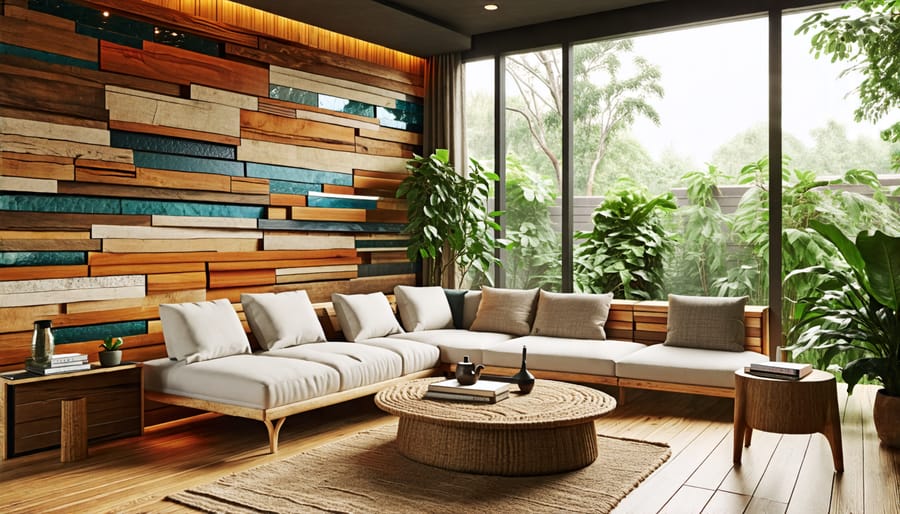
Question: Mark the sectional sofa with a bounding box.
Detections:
[143,286,771,452]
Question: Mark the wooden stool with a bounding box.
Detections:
[60,397,88,463]
[733,369,843,472]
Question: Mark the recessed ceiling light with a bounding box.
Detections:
[484,3,499,11]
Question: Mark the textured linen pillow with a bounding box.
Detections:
[159,299,251,364]
[332,292,403,342]
[443,289,468,329]
[461,290,482,329]
[530,290,613,340]
[394,285,454,332]
[664,294,748,351]
[241,291,326,350]
[469,286,539,336]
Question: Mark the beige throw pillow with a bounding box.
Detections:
[159,299,251,364]
[332,292,403,342]
[394,285,454,332]
[241,291,326,350]
[469,287,539,336]
[530,290,613,340]
[664,294,748,352]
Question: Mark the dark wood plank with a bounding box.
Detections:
[0,15,98,63]
[57,181,270,206]
[0,212,152,231]
[0,63,107,121]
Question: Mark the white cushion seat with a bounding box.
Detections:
[357,337,441,375]
[482,335,647,376]
[388,329,514,364]
[263,342,402,391]
[615,344,770,389]
[143,355,341,409]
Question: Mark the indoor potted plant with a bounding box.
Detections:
[785,220,900,448]
[98,336,124,367]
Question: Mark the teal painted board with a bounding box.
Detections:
[259,219,405,233]
[359,262,416,277]
[53,320,147,345]
[111,131,235,160]
[269,85,317,107]
[0,252,87,267]
[246,163,352,186]
[121,199,264,218]
[318,94,375,118]
[1,194,121,214]
[268,180,321,196]
[133,151,244,177]
[355,239,410,249]
[307,195,377,210]
[0,43,97,70]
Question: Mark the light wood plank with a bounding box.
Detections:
[238,139,407,175]
[151,215,258,230]
[0,176,56,193]
[263,233,355,251]
[0,152,74,180]
[190,84,258,111]
[660,485,715,513]
[65,290,206,314]
[91,262,206,277]
[358,126,423,145]
[291,206,366,222]
[0,135,133,163]
[294,105,380,131]
[105,85,241,138]
[0,304,62,334]
[0,286,145,308]
[147,272,208,294]
[240,110,355,151]
[270,65,396,108]
[1,117,110,145]
[276,271,357,284]
[101,239,259,254]
[91,225,262,240]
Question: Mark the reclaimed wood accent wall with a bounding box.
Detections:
[0,0,424,372]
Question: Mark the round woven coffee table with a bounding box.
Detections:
[375,378,616,476]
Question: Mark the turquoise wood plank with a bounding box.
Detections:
[355,239,410,249]
[54,321,147,345]
[246,163,352,186]
[307,195,377,210]
[359,263,416,277]
[0,252,86,267]
[0,43,96,70]
[259,220,405,233]
[269,85,317,106]
[121,199,264,218]
[318,94,375,118]
[111,131,235,160]
[133,151,244,177]
[1,194,121,214]
[268,180,321,195]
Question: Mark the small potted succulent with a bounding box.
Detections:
[99,336,124,367]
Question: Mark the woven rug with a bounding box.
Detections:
[168,423,670,513]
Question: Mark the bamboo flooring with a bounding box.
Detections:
[0,384,895,513]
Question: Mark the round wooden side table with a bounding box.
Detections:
[733,368,843,472]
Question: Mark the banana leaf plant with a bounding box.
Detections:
[785,220,900,396]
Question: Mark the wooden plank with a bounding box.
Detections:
[274,279,351,303]
[238,139,406,174]
[270,65,396,108]
[208,256,361,272]
[3,4,75,32]
[65,289,206,314]
[91,262,205,277]
[0,238,99,251]
[365,209,407,224]
[0,135,133,163]
[58,181,269,206]
[0,176,56,194]
[76,166,231,193]
[0,285,145,308]
[101,239,258,254]
[267,207,288,220]
[74,158,136,173]
[291,206,367,223]
[190,85,258,111]
[270,194,307,207]
[107,120,241,147]
[100,40,267,98]
[0,231,90,241]
[208,269,275,289]
[91,225,261,240]
[0,212,151,231]
[257,98,298,118]
[147,272,208,294]
[0,16,97,64]
[0,106,107,130]
[0,62,107,121]
[262,233,355,251]
[294,104,380,131]
[105,85,240,139]
[231,177,269,195]
[239,110,356,151]
[88,249,354,266]
[1,117,109,146]
[347,273,415,294]
[276,264,358,276]
[276,270,357,284]
[0,305,62,334]
[323,184,355,195]
[355,136,416,158]
[205,285,272,303]
[150,215,258,230]
[358,126,423,146]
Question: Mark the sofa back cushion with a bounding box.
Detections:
[332,292,403,341]
[159,299,251,364]
[241,291,326,350]
[530,290,613,340]
[664,294,748,351]
[469,287,538,336]
[394,285,454,332]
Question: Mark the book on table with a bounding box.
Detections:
[423,390,510,404]
[748,361,812,379]
[25,355,91,375]
[427,378,510,397]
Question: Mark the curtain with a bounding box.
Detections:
[423,52,465,174]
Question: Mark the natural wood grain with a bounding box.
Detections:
[0,304,62,334]
[147,272,208,294]
[107,120,242,147]
[0,176,56,194]
[262,233,355,251]
[0,152,74,181]
[270,193,308,207]
[270,65,396,108]
[0,61,107,121]
[91,225,262,241]
[276,270,358,284]
[150,215,259,230]
[0,238,100,251]
[87,249,355,267]
[58,181,269,206]
[101,238,259,254]
[208,269,275,289]
[189,84,258,111]
[0,212,151,231]
[105,84,241,138]
[231,177,269,195]
[323,184,356,195]
[0,14,96,62]
[64,290,206,315]
[240,110,355,151]
[1,134,133,163]
[60,398,88,463]
[1,116,109,146]
[358,126,423,146]
[355,136,416,158]
[3,4,75,31]
[91,262,205,277]
[291,206,367,222]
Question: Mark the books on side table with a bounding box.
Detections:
[424,378,510,403]
[745,361,812,380]
[25,353,90,375]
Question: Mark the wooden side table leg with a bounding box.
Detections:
[823,391,844,473]
[61,397,88,463]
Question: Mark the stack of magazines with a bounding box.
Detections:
[424,379,510,403]
[25,353,90,375]
[745,361,812,380]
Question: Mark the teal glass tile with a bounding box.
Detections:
[396,99,424,116]
[133,151,244,177]
[355,239,409,249]
[307,195,377,210]
[54,321,147,345]
[153,28,220,56]
[269,85,317,106]
[318,94,375,118]
[259,220,405,233]
[377,106,423,132]
[121,199,264,219]
[359,263,416,277]
[0,252,86,267]
[112,132,235,160]
[268,180,321,196]
[29,0,95,22]
[0,194,121,214]
[0,43,97,70]
[76,24,144,49]
[245,163,352,186]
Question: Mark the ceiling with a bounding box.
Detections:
[233,0,665,57]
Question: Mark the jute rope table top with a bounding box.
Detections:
[375,378,616,429]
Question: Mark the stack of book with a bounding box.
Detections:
[424,378,510,403]
[745,361,812,380]
[25,353,90,375]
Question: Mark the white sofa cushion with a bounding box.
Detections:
[158,299,250,364]
[469,286,538,336]
[664,294,748,352]
[482,335,646,376]
[332,292,402,341]
[358,337,441,375]
[241,291,326,350]
[389,329,514,364]
[615,344,769,389]
[394,285,454,332]
[531,290,613,340]
[143,355,340,409]
[263,342,402,391]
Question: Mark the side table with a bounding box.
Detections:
[733,368,843,472]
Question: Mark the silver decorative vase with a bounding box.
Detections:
[31,320,54,365]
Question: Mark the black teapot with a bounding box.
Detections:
[455,355,485,385]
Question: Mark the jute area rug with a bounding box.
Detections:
[168,423,670,513]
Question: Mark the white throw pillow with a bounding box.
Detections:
[241,291,327,350]
[332,292,403,342]
[158,299,251,364]
[394,285,454,332]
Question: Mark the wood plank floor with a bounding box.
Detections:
[0,384,896,513]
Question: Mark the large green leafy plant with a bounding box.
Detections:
[574,178,676,299]
[396,149,502,287]
[786,220,900,396]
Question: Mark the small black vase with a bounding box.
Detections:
[510,345,535,394]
